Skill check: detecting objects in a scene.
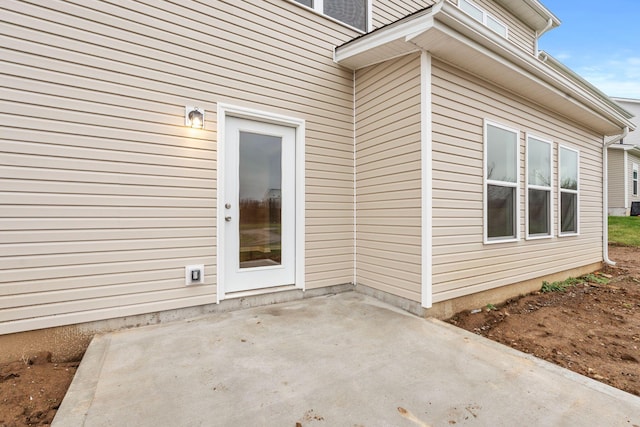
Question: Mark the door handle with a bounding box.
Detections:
[225,216,232,222]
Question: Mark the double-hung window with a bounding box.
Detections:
[633,163,638,197]
[292,0,368,31]
[526,136,552,238]
[559,146,579,236]
[485,121,519,242]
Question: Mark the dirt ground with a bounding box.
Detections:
[0,352,78,427]
[448,244,640,397]
[1,246,639,426]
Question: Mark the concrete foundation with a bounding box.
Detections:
[1,261,603,364]
[356,261,603,320]
[423,261,604,319]
[608,207,630,216]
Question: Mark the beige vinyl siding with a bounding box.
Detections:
[0,0,355,334]
[372,0,437,29]
[474,0,536,54]
[431,59,603,302]
[449,0,536,54]
[607,149,626,209]
[355,54,423,302]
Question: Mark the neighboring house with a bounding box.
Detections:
[608,97,640,216]
[0,0,635,358]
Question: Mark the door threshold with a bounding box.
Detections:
[223,284,299,300]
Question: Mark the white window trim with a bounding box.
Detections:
[525,134,553,240]
[484,120,520,244]
[633,163,639,197]
[458,0,508,38]
[558,144,580,237]
[286,0,371,33]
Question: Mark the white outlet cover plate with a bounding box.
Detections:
[185,264,205,286]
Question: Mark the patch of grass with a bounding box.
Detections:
[486,303,497,311]
[541,273,610,293]
[582,273,610,285]
[608,216,640,247]
[541,277,582,293]
[542,279,571,293]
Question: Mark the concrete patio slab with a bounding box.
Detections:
[54,292,640,426]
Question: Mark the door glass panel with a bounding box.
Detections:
[238,131,282,269]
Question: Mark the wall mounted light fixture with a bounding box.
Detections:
[185,106,204,129]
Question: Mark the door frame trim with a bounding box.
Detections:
[216,103,306,302]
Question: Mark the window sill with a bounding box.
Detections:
[525,234,553,240]
[484,237,519,245]
[558,232,579,237]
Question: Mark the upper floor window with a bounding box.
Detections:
[293,0,368,32]
[458,0,508,38]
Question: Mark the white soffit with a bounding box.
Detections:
[335,2,633,136]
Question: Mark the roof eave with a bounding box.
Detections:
[334,2,634,136]
[494,0,560,33]
[539,52,636,122]
[609,144,640,153]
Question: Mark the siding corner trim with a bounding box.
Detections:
[421,51,433,309]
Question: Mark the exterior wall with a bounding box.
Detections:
[355,54,423,302]
[608,99,640,216]
[607,149,626,215]
[449,0,537,54]
[615,100,640,146]
[628,152,640,211]
[0,0,615,341]
[431,59,604,303]
[0,0,356,335]
[372,0,436,29]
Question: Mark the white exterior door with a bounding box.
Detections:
[223,117,296,293]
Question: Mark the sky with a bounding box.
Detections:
[537,0,640,99]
